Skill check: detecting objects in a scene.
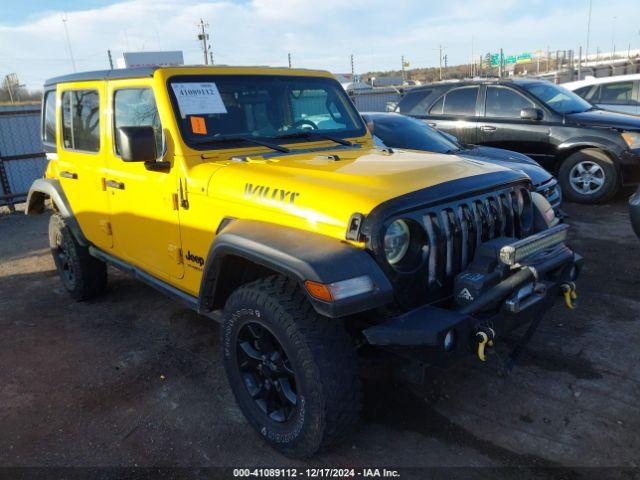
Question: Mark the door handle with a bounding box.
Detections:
[480,125,497,132]
[60,171,78,180]
[427,122,437,127]
[105,179,125,190]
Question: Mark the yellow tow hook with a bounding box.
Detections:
[561,282,578,310]
[476,327,496,362]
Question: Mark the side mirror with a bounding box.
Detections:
[439,130,460,144]
[520,107,543,121]
[117,126,157,162]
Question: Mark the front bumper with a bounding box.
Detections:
[362,244,581,365]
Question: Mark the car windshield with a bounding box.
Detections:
[168,75,366,150]
[365,114,460,153]
[521,82,593,114]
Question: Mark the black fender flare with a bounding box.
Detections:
[198,219,394,318]
[25,178,89,246]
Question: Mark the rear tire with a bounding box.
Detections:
[49,214,107,301]
[558,148,618,204]
[221,275,361,458]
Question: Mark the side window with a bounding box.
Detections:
[42,90,56,145]
[428,95,444,114]
[442,87,479,116]
[485,86,534,118]
[596,82,636,105]
[399,90,432,115]
[573,85,592,99]
[61,90,100,152]
[114,88,162,155]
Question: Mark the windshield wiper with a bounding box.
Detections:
[192,136,290,153]
[274,131,353,147]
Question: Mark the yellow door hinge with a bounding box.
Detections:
[99,219,112,236]
[168,244,183,264]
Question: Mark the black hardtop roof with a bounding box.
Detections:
[44,67,158,87]
[43,65,334,87]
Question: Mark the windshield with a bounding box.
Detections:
[521,82,593,114]
[168,75,366,150]
[365,114,460,153]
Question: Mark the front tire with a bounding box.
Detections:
[221,275,361,458]
[558,148,619,204]
[49,214,107,301]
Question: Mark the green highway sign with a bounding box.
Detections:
[489,51,532,67]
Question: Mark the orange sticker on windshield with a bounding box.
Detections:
[190,116,207,135]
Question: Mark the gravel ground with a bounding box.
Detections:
[1,193,639,477]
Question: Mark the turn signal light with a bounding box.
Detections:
[305,275,374,302]
[304,280,333,302]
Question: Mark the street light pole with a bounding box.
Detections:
[585,0,592,64]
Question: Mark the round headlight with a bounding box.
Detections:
[384,219,410,265]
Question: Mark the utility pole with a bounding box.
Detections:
[439,45,443,80]
[498,48,504,78]
[585,0,592,64]
[470,35,474,77]
[107,50,114,69]
[611,16,617,63]
[197,18,210,65]
[288,52,292,68]
[350,54,355,80]
[61,13,76,72]
[401,55,406,82]
[578,45,582,80]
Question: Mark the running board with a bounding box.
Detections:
[88,246,218,321]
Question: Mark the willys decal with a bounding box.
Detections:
[244,183,300,204]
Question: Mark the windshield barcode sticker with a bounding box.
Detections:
[171,82,227,118]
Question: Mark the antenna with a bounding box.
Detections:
[61,13,76,72]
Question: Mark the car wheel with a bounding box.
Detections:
[221,275,361,458]
[49,214,107,300]
[558,148,619,204]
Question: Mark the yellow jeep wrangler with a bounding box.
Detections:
[27,66,581,457]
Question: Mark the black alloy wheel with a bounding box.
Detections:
[236,322,298,423]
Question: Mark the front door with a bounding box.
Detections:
[56,84,112,250]
[104,83,184,281]
[477,85,553,166]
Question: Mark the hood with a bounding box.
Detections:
[456,146,552,186]
[566,108,640,131]
[206,147,527,239]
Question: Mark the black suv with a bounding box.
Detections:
[397,79,640,203]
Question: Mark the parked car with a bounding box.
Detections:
[397,79,640,204]
[27,66,581,457]
[362,112,562,211]
[563,74,640,115]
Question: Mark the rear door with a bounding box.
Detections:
[591,81,639,114]
[477,85,553,164]
[421,86,480,144]
[55,84,113,250]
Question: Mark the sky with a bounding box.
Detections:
[1,0,639,90]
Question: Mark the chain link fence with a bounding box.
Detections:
[0,104,47,212]
[350,87,406,113]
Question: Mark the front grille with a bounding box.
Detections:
[381,184,534,308]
